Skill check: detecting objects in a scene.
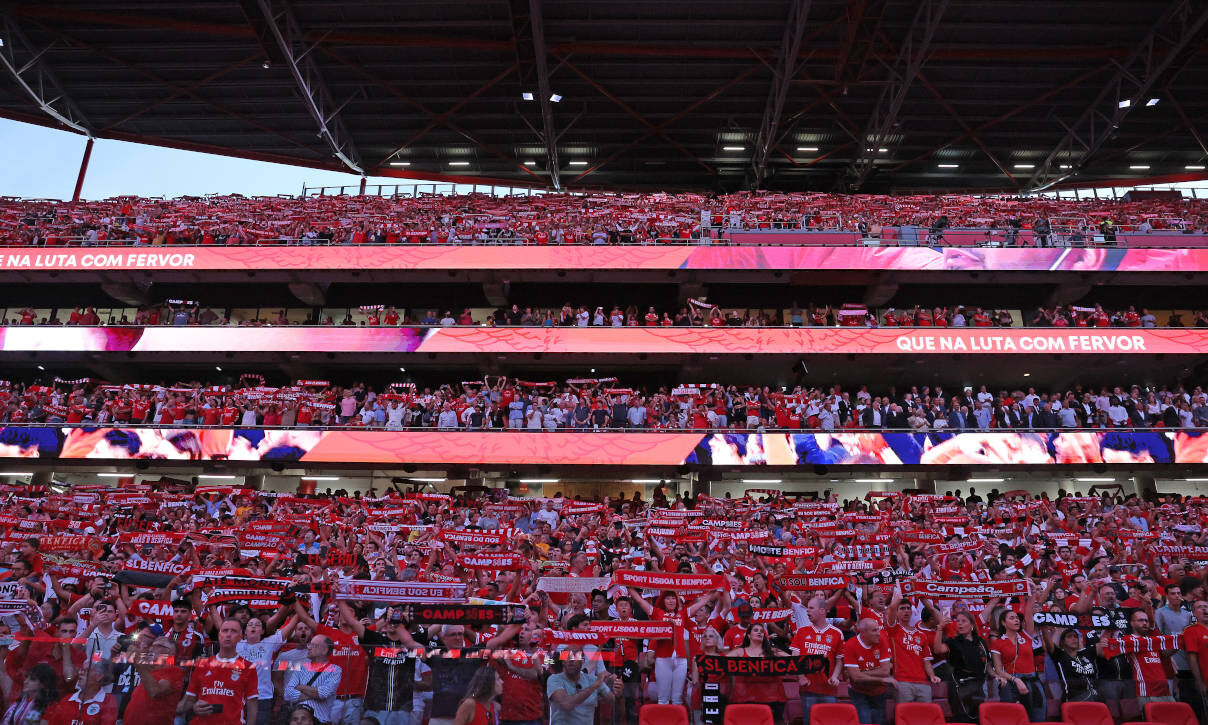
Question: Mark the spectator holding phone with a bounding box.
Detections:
[547,657,619,725]
[123,637,184,725]
[181,619,259,725]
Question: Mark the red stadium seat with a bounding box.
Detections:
[1061,700,1150,725]
[978,701,1066,725]
[1061,702,1112,725]
[722,704,774,725]
[807,703,861,725]
[1143,701,1197,725]
[638,704,689,725]
[894,702,946,725]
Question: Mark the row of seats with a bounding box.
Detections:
[636,700,1196,725]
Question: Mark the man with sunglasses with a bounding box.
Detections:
[125,636,184,725]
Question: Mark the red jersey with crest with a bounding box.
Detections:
[887,624,933,683]
[44,692,118,725]
[790,623,844,695]
[1128,648,1170,697]
[186,655,258,725]
[843,634,892,696]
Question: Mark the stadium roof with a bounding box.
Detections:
[2,0,1208,194]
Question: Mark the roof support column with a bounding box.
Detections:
[1024,0,1208,192]
[71,136,94,203]
[750,0,812,189]
[528,0,561,189]
[253,0,364,173]
[839,0,948,191]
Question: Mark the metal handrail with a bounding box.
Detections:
[2,229,1204,249]
[0,422,1199,434]
[0,322,1179,329]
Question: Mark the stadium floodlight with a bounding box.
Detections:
[549,94,562,103]
[1130,165,1150,169]
[1074,477,1115,482]
[448,161,470,166]
[215,366,222,371]
[722,146,745,151]
[854,479,887,484]
[568,161,588,166]
[519,478,559,483]
[198,475,237,480]
[1118,99,1131,108]
[1146,97,1159,107]
[1187,165,1206,170]
[521,92,534,101]
[937,163,959,168]
[399,367,406,371]
[796,146,818,152]
[410,477,447,482]
[1013,164,1034,169]
[967,478,1005,483]
[36,365,44,370]
[1059,164,1072,169]
[741,478,782,484]
[389,161,410,166]
[524,161,536,166]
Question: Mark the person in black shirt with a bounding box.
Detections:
[1084,607,1133,709]
[933,612,993,723]
[336,601,426,725]
[1045,628,1098,704]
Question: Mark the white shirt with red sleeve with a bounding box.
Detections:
[186,654,259,725]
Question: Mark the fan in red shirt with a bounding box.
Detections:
[842,619,893,725]
[123,637,185,725]
[1123,610,1175,700]
[43,662,118,725]
[989,606,1045,722]
[1185,601,1208,699]
[884,591,941,704]
[789,595,845,717]
[183,619,259,725]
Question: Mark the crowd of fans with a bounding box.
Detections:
[0,481,1205,725]
[3,191,1206,247]
[3,378,1207,432]
[8,302,1207,330]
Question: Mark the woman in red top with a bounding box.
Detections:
[452,666,501,725]
[991,602,1044,722]
[725,623,789,722]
